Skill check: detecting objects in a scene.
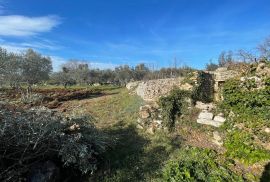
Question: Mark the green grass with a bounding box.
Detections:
[37,85,269,181]
[64,88,183,181]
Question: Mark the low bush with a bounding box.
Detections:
[162,147,243,181]
[222,78,270,121]
[222,77,270,165]
[159,89,190,129]
[224,130,270,165]
[0,104,109,181]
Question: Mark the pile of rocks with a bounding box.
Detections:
[137,104,163,134]
[240,76,265,90]
[126,81,140,90]
[256,62,270,77]
[195,101,226,127]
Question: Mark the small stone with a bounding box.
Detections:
[212,131,223,146]
[217,113,224,117]
[264,128,270,133]
[137,124,144,129]
[139,110,150,119]
[228,111,235,118]
[240,77,246,82]
[137,118,143,124]
[213,131,222,141]
[146,126,155,134]
[213,116,226,123]
[140,105,151,111]
[153,119,162,125]
[263,143,270,150]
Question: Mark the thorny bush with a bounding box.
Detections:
[0,104,109,181]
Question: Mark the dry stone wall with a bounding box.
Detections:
[135,77,192,102]
[209,67,240,101]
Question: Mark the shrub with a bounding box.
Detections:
[0,104,109,181]
[162,147,243,182]
[222,78,270,165]
[224,130,270,165]
[222,78,270,123]
[191,71,214,104]
[159,89,190,129]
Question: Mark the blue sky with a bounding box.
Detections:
[0,0,270,71]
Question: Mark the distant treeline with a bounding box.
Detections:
[0,35,269,87]
[0,47,195,87]
[50,61,195,87]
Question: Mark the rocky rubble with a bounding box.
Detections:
[256,62,270,77]
[212,131,223,146]
[126,81,139,90]
[137,104,163,134]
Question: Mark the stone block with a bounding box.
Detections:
[197,118,222,127]
[198,111,214,120]
[213,116,226,123]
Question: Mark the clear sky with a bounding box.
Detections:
[0,0,270,71]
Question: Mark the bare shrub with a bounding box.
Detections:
[0,104,109,181]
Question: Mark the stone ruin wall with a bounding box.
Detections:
[135,77,193,102]
[127,67,239,103]
[208,67,239,101]
[127,64,270,134]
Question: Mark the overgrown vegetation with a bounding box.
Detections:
[224,130,270,165]
[191,71,214,104]
[222,77,270,125]
[162,147,243,182]
[0,104,109,181]
[221,77,270,165]
[159,88,190,129]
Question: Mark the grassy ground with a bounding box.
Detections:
[2,85,269,181]
[60,88,184,181]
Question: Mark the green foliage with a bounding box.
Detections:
[162,147,243,182]
[222,78,270,122]
[224,130,270,165]
[191,71,214,103]
[0,47,52,87]
[222,77,270,165]
[159,89,190,129]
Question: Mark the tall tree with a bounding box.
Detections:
[21,49,52,85]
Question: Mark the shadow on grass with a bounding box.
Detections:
[92,121,180,181]
[260,162,270,182]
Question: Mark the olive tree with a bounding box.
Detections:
[0,47,23,87]
[21,49,52,86]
